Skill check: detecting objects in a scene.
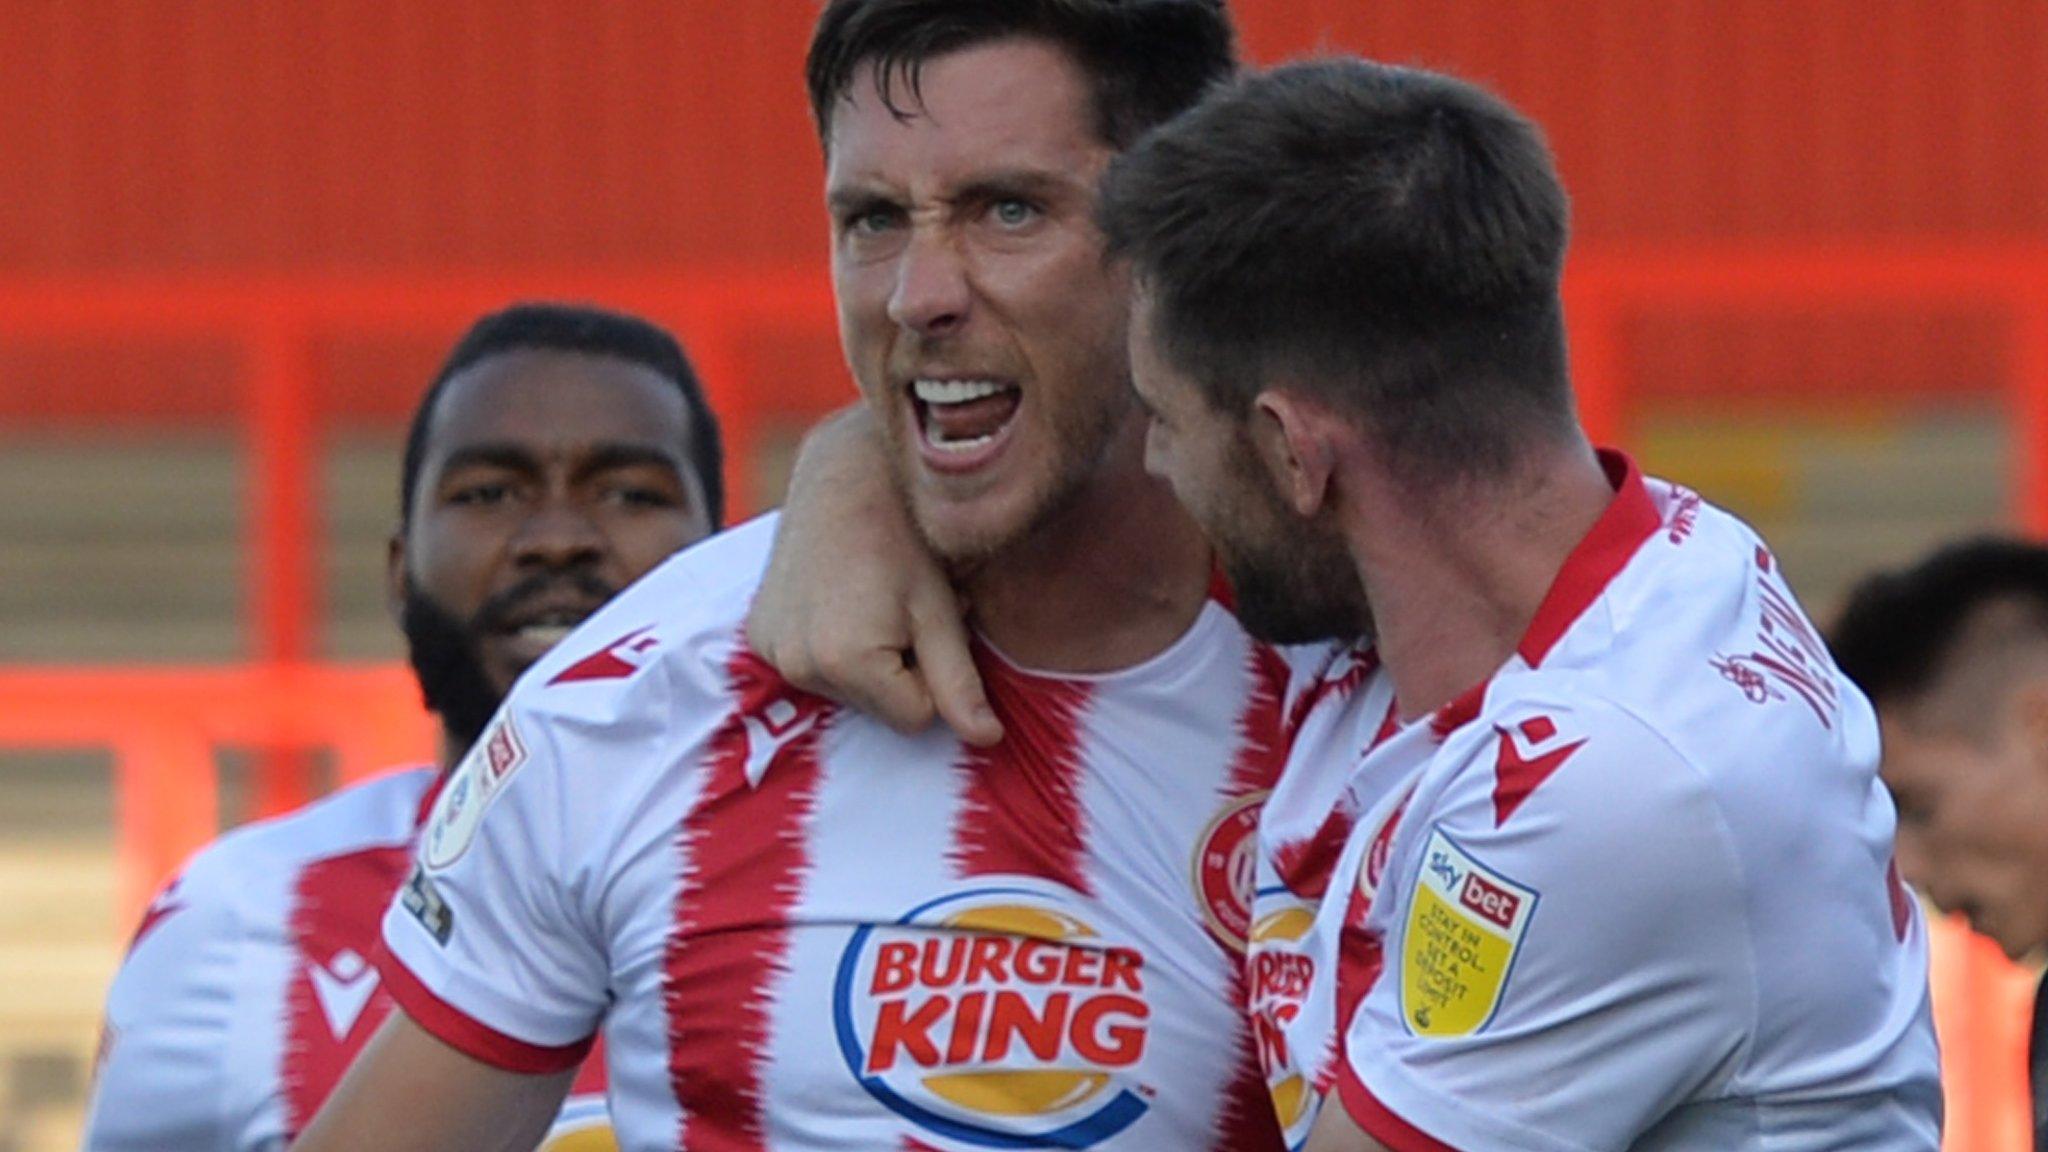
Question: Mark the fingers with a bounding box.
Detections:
[840,649,941,737]
[908,587,1001,747]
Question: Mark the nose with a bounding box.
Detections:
[510,498,607,572]
[887,228,971,337]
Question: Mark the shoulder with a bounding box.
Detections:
[1431,684,1726,857]
[168,766,438,922]
[510,514,778,736]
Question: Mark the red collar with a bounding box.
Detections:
[1430,449,1659,738]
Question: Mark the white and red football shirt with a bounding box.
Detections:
[1252,451,1943,1150]
[84,767,611,1151]
[380,515,1291,1152]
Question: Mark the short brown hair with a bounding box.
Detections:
[806,0,1236,152]
[1100,59,1575,485]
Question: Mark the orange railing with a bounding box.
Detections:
[3,250,2046,1148]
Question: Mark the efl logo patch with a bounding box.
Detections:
[1192,791,1264,952]
[1401,827,1537,1038]
[833,882,1153,1148]
[422,714,526,871]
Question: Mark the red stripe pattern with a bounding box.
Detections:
[1212,642,1292,1152]
[946,650,1094,890]
[282,844,413,1136]
[665,647,832,1151]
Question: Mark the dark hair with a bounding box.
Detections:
[1831,536,2048,708]
[806,0,1236,151]
[400,302,725,529]
[1099,58,1574,485]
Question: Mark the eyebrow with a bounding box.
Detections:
[955,169,1075,205]
[435,442,689,484]
[826,168,1079,216]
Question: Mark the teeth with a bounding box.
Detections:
[928,430,998,453]
[517,624,575,646]
[913,378,1007,405]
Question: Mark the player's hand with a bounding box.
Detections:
[748,406,1003,747]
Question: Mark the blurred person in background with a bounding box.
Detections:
[82,301,724,1151]
[1832,535,2048,1151]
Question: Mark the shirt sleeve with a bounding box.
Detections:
[83,866,242,1151]
[1335,697,1755,1152]
[378,691,620,1074]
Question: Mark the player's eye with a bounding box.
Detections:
[988,198,1040,229]
[842,204,904,239]
[602,485,677,509]
[449,482,513,507]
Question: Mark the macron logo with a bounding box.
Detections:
[309,948,380,1041]
[1491,715,1587,827]
[741,698,821,789]
[549,626,660,686]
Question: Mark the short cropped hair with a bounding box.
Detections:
[1831,536,2048,710]
[1099,59,1574,485]
[399,302,725,530]
[806,0,1236,151]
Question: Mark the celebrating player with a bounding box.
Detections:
[297,3,1312,1150]
[750,59,1945,1152]
[84,302,723,1151]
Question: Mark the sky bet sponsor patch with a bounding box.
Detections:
[833,881,1153,1148]
[1401,827,1537,1038]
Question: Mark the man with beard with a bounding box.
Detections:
[743,60,1943,1152]
[84,302,722,1151]
[296,4,1304,1150]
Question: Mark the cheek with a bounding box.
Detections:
[403,520,497,608]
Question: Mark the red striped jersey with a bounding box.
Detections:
[84,767,611,1151]
[380,516,1290,1152]
[1252,453,1943,1151]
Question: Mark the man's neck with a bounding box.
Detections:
[1347,442,1614,722]
[965,450,1212,675]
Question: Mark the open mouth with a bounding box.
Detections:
[911,377,1023,468]
[489,605,604,668]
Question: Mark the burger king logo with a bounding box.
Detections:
[1248,900,1319,1144]
[833,884,1153,1147]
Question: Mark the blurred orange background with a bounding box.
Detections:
[0,3,2042,1149]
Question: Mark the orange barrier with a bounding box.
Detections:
[0,664,434,916]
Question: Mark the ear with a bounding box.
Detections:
[385,527,408,625]
[1249,389,1339,517]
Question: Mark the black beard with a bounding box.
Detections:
[400,566,622,755]
[1224,543,1374,648]
[399,579,503,755]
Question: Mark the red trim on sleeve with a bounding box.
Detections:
[371,942,593,1075]
[1336,1065,1465,1152]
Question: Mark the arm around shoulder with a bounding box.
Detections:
[746,403,999,744]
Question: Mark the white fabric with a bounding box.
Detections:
[1253,463,1943,1151]
[381,514,1292,1152]
[84,768,611,1150]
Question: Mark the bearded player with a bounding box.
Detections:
[748,56,1943,1152]
[84,302,723,1151]
[296,3,1318,1149]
